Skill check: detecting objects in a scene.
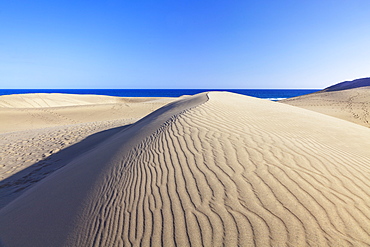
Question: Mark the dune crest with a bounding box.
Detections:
[1,92,370,246]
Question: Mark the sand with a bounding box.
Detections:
[1,91,370,246]
[280,86,370,128]
[0,93,175,208]
[0,93,176,133]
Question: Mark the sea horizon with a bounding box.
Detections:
[0,89,319,101]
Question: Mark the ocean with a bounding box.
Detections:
[0,89,319,101]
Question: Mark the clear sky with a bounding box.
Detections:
[1,0,370,89]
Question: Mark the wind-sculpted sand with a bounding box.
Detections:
[1,92,370,246]
[281,86,370,128]
[0,93,175,133]
[0,93,175,208]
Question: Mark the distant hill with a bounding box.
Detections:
[322,77,370,92]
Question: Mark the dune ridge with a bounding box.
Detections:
[1,92,370,246]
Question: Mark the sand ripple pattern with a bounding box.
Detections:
[69,92,370,246]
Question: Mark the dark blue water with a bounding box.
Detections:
[0,89,319,100]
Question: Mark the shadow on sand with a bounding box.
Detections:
[0,124,131,209]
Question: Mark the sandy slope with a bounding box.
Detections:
[280,86,370,128]
[0,93,175,133]
[1,92,370,246]
[0,93,171,108]
[0,93,175,208]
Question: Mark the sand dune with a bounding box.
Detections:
[1,92,370,246]
[280,86,370,128]
[0,93,175,133]
[0,94,175,208]
[0,93,172,108]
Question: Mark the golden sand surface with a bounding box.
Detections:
[1,92,370,246]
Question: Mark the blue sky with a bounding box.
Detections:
[1,0,370,89]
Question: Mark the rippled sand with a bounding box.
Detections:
[1,92,370,246]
